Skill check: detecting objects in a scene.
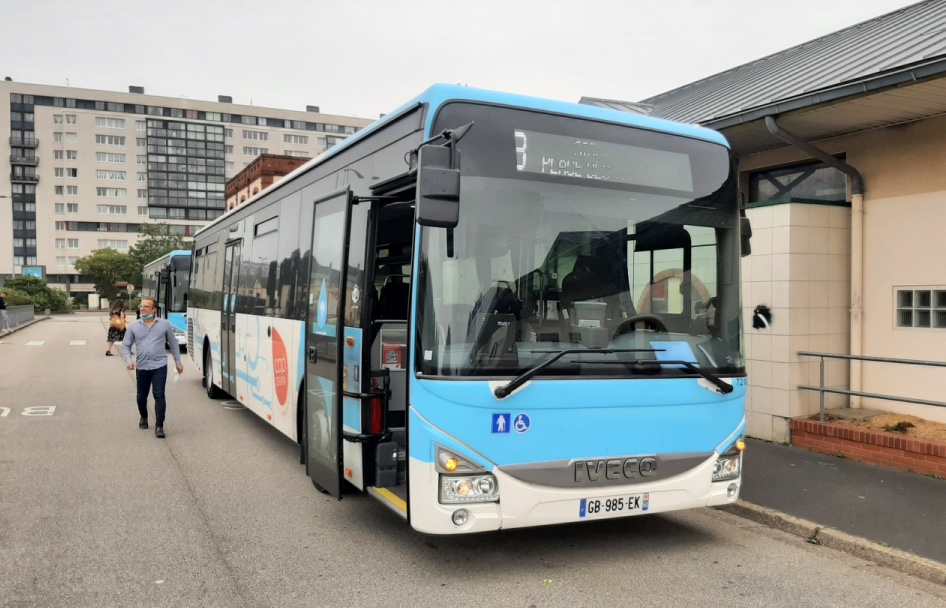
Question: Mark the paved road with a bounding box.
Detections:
[1,314,944,608]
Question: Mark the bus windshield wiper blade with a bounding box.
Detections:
[493,351,734,399]
[494,349,656,399]
[658,360,734,394]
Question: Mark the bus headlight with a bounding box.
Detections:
[712,456,741,481]
[440,474,499,504]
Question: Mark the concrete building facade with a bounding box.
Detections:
[1,80,373,293]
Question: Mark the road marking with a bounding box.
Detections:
[70,340,86,346]
[26,341,45,346]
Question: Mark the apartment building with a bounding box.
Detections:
[1,79,374,293]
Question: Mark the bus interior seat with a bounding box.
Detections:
[376,280,409,320]
[561,255,634,326]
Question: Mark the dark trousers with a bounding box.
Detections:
[136,365,168,426]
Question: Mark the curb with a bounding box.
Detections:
[717,501,946,586]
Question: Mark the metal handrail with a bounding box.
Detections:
[797,351,946,422]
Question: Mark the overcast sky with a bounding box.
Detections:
[1,0,923,119]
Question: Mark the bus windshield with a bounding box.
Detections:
[417,165,743,379]
[169,255,190,313]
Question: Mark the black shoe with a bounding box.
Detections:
[139,418,148,429]
[155,426,165,439]
[106,351,114,356]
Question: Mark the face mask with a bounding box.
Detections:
[142,312,155,320]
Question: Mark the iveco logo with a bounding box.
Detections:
[574,457,657,483]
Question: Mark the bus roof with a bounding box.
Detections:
[196,84,730,237]
[143,249,191,268]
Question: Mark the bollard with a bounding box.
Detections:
[45,308,51,318]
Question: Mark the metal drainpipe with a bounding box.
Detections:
[763,116,865,408]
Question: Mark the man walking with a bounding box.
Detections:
[122,298,183,438]
[0,291,9,333]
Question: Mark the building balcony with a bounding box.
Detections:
[11,174,40,183]
[9,137,39,147]
[10,156,39,166]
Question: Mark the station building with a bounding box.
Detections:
[584,0,946,437]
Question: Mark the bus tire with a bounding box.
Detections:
[203,345,224,399]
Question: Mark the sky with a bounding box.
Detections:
[0,0,925,120]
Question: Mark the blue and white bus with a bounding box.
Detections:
[188,84,749,534]
[142,249,190,350]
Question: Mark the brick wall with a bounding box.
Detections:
[791,419,946,477]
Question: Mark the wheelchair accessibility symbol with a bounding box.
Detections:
[513,413,531,434]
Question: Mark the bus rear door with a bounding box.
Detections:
[304,188,353,498]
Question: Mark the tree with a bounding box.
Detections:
[2,276,71,313]
[126,223,192,286]
[73,248,137,299]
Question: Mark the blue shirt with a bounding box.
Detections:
[122,317,183,370]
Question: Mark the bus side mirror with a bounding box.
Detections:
[740,216,752,257]
[159,268,170,285]
[416,145,460,228]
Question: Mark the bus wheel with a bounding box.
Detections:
[204,347,223,399]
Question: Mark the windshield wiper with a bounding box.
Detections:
[493,349,734,399]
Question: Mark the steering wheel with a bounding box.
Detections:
[611,314,668,339]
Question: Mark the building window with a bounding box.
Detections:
[97,204,127,215]
[137,121,147,132]
[54,150,64,160]
[243,147,268,157]
[67,150,78,160]
[55,168,64,178]
[67,168,78,178]
[137,138,147,147]
[95,117,126,129]
[896,288,946,329]
[54,115,64,124]
[138,189,148,199]
[66,114,77,124]
[137,155,147,165]
[55,186,65,195]
[243,130,268,141]
[96,170,127,180]
[284,134,309,145]
[67,186,78,195]
[749,160,847,204]
[66,132,77,143]
[54,132,64,142]
[96,152,126,163]
[96,187,127,198]
[138,206,148,216]
[96,135,126,146]
[55,204,65,214]
[67,203,79,213]
[98,239,129,250]
[57,256,66,266]
[67,239,79,249]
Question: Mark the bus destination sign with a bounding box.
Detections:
[514,129,693,191]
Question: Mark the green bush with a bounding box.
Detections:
[2,276,71,313]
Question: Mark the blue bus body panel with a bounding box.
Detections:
[409,377,746,467]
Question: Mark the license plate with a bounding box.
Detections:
[579,493,649,518]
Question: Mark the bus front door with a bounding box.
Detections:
[222,241,242,398]
[304,188,352,498]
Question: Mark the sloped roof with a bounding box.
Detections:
[640,0,946,126]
